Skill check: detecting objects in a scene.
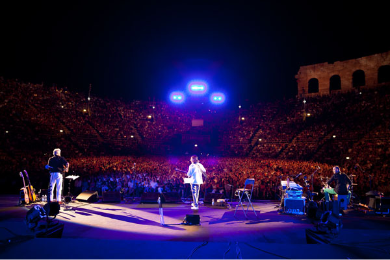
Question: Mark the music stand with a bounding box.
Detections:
[64,175,79,211]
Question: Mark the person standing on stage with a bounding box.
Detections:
[45,148,69,203]
[187,155,206,210]
[323,165,351,203]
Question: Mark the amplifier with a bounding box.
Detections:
[284,198,305,215]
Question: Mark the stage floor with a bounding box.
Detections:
[1,195,390,259]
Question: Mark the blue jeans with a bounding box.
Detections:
[191,184,200,207]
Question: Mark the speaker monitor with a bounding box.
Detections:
[182,214,200,225]
[103,191,121,202]
[43,202,60,216]
[204,193,225,204]
[76,191,98,203]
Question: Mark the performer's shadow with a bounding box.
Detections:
[72,207,184,231]
[204,211,259,225]
[206,210,302,225]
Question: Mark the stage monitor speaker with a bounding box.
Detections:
[103,191,121,202]
[43,202,60,216]
[204,193,225,204]
[182,214,200,225]
[76,191,98,203]
[140,192,161,203]
[36,223,64,238]
[162,192,181,203]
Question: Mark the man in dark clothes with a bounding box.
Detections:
[323,166,351,203]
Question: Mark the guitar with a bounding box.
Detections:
[19,172,30,205]
[175,168,187,174]
[23,170,37,203]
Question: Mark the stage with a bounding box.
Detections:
[1,195,390,259]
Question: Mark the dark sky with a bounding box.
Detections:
[1,1,388,105]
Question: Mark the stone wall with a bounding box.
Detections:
[295,51,390,97]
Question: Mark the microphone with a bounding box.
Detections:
[295,172,302,178]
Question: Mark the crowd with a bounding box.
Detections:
[1,76,389,198]
[67,155,338,200]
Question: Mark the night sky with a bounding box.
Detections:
[1,1,388,105]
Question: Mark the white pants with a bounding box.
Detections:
[49,172,63,202]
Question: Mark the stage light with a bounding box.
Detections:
[83,109,87,112]
[194,144,198,147]
[346,157,350,160]
[130,135,134,138]
[210,92,226,105]
[60,130,63,133]
[333,135,336,138]
[187,80,208,95]
[169,91,185,104]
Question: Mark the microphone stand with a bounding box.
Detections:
[311,168,320,197]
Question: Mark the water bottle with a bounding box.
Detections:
[212,198,215,206]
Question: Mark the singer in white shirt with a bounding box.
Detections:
[187,155,206,210]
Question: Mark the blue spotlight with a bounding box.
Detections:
[169,91,185,104]
[187,80,208,95]
[210,92,226,105]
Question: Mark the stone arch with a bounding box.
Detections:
[308,78,319,93]
[378,65,390,83]
[352,70,365,88]
[329,75,341,92]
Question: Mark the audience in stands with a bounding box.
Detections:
[1,77,389,199]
